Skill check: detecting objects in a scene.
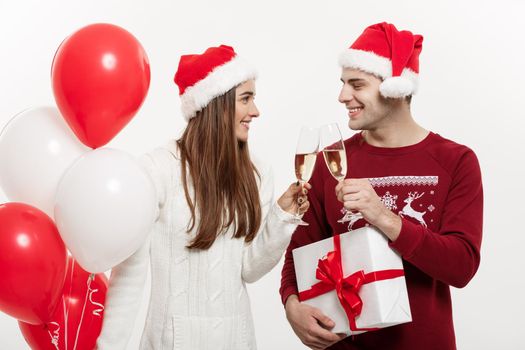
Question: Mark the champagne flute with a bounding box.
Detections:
[293,126,319,226]
[320,123,360,228]
[320,123,347,182]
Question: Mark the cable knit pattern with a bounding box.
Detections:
[96,141,298,350]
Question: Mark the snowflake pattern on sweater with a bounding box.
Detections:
[348,175,439,229]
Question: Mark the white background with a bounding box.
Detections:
[1,0,524,349]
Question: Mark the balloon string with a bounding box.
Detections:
[62,296,68,350]
[87,272,103,317]
[64,257,75,350]
[89,286,105,317]
[72,275,91,350]
[47,321,60,350]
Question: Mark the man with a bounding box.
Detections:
[280,22,483,350]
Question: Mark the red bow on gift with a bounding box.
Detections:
[298,234,404,332]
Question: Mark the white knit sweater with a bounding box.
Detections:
[96,142,298,350]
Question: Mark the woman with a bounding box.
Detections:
[96,45,310,350]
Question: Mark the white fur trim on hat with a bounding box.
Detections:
[339,48,392,79]
[180,56,258,121]
[339,48,418,98]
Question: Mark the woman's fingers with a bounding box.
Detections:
[298,201,310,214]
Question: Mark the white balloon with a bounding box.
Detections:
[54,148,156,273]
[0,106,89,216]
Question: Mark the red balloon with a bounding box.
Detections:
[51,23,150,148]
[0,203,67,325]
[19,258,109,350]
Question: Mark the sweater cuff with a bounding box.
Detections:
[263,203,299,253]
[389,218,426,258]
[280,285,299,306]
[273,202,300,224]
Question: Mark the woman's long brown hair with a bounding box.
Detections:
[176,87,262,250]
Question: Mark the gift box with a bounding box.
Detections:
[292,226,412,335]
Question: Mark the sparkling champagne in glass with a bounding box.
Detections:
[320,123,347,181]
[295,153,317,184]
[322,148,347,181]
[293,126,319,226]
[320,123,358,227]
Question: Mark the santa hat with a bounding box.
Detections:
[339,22,423,98]
[174,45,257,121]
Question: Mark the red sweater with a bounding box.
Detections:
[280,132,483,350]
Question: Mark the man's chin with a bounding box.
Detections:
[348,121,362,131]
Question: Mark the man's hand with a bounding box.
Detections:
[285,295,346,350]
[335,178,402,241]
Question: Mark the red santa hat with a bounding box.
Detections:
[174,45,257,121]
[339,22,423,98]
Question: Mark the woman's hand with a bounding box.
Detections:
[277,182,312,216]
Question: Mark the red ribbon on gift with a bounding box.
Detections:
[298,234,404,332]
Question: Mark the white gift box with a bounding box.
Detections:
[292,226,412,335]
